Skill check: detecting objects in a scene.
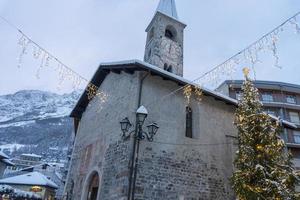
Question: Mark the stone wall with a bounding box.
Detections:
[65,70,238,200]
[133,74,237,199]
[64,71,140,200]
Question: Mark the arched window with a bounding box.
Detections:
[165,25,177,41]
[165,29,173,39]
[87,173,99,200]
[164,64,173,73]
[186,107,193,138]
[167,65,173,73]
[164,63,168,71]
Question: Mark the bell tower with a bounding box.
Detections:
[144,0,186,77]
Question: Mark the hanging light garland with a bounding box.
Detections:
[2,11,300,108]
[0,14,106,103]
[15,30,107,102]
[181,12,300,104]
[194,12,300,88]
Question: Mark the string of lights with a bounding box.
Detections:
[0,15,107,103]
[1,11,300,109]
[142,140,236,147]
[146,11,300,107]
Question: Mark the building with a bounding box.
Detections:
[4,163,65,199]
[7,153,43,172]
[64,1,296,199]
[0,152,14,178]
[216,80,300,169]
[0,171,58,200]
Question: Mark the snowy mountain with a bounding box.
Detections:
[0,90,82,161]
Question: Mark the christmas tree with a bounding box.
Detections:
[231,68,299,200]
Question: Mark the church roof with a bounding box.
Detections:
[0,172,58,189]
[71,59,238,119]
[70,59,297,129]
[156,0,178,19]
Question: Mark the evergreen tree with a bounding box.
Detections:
[231,69,299,200]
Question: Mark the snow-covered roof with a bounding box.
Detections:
[21,153,42,158]
[70,59,295,130]
[156,0,178,19]
[0,151,9,159]
[71,59,238,119]
[2,159,14,166]
[0,172,58,189]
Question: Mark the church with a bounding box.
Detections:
[64,1,247,199]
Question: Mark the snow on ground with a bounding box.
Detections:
[0,143,25,153]
[0,120,36,128]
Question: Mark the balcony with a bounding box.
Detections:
[261,101,300,110]
[287,143,300,148]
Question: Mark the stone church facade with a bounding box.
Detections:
[64,1,283,199]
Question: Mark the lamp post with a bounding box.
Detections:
[120,105,159,200]
[120,106,159,141]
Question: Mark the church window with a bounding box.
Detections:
[164,63,168,71]
[186,107,193,138]
[149,27,154,40]
[165,25,177,41]
[163,64,173,73]
[165,29,173,39]
[148,49,152,58]
[167,65,173,73]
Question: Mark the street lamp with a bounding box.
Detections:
[136,106,148,125]
[119,106,159,141]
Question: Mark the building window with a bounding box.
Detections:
[286,95,296,104]
[164,64,173,73]
[289,111,300,124]
[236,91,243,101]
[165,25,177,41]
[262,92,273,102]
[186,107,193,138]
[293,131,300,144]
[148,49,152,58]
[149,27,154,40]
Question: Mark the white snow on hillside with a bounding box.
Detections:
[0,90,82,127]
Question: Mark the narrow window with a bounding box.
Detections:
[167,65,173,73]
[293,131,300,144]
[148,49,152,58]
[149,27,154,40]
[186,107,193,138]
[163,64,173,73]
[164,63,168,71]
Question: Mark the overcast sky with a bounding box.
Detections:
[0,0,300,95]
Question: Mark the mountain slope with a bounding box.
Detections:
[0,90,81,161]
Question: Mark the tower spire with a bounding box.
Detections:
[156,0,178,19]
